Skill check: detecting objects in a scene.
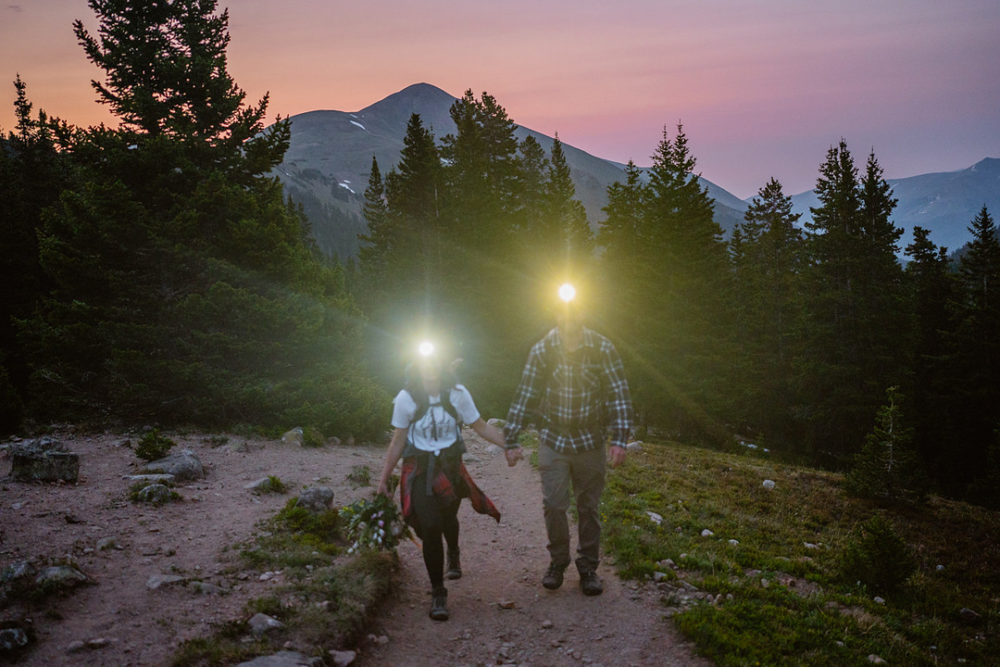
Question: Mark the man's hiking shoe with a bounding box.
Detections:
[580,570,603,596]
[429,586,449,621]
[445,550,462,580]
[542,563,566,590]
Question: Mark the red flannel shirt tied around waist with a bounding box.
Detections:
[504,327,634,454]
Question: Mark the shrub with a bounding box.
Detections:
[840,514,917,594]
[302,426,325,448]
[134,430,176,461]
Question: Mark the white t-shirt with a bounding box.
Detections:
[391,385,480,454]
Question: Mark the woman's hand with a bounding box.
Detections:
[377,477,391,497]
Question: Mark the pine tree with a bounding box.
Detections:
[730,178,803,444]
[0,76,69,433]
[539,134,592,272]
[796,141,905,462]
[845,386,927,505]
[358,155,389,268]
[20,0,385,437]
[903,226,957,483]
[949,206,1000,495]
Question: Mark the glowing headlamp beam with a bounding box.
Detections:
[558,283,577,303]
[417,341,435,357]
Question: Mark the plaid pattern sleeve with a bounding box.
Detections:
[503,337,549,447]
[599,337,634,450]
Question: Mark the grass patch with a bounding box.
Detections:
[346,464,372,487]
[602,439,1000,665]
[133,429,176,461]
[175,499,398,664]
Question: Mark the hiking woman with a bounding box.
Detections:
[376,350,521,620]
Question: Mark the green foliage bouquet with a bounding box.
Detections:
[339,495,411,554]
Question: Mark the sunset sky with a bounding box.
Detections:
[1,0,998,198]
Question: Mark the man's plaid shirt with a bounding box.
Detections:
[504,326,634,454]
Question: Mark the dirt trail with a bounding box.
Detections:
[1,429,707,666]
[357,430,708,667]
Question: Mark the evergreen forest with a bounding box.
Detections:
[2,0,999,509]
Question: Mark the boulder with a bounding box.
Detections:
[143,449,203,481]
[10,438,79,483]
[248,613,284,635]
[35,565,91,592]
[136,484,174,504]
[296,486,334,513]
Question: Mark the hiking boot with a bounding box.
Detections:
[445,550,462,580]
[542,563,566,590]
[429,586,449,621]
[580,569,603,596]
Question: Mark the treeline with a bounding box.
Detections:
[0,0,385,439]
[354,98,1000,506]
[2,1,997,507]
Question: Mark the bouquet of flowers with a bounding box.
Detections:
[339,494,411,554]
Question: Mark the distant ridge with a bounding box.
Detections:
[790,157,1000,253]
[273,83,745,258]
[273,83,997,259]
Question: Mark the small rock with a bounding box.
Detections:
[873,596,886,605]
[248,613,284,636]
[296,486,334,513]
[760,578,770,588]
[96,537,118,551]
[657,558,676,569]
[728,539,739,546]
[146,574,187,590]
[35,565,90,590]
[803,542,819,550]
[626,440,643,451]
[653,571,668,582]
[281,427,304,446]
[330,649,357,667]
[187,581,226,595]
[762,479,776,490]
[646,511,663,525]
[245,477,277,493]
[136,484,174,504]
[935,564,945,572]
[66,640,87,653]
[86,637,111,649]
[123,474,176,484]
[1,561,34,584]
[497,599,516,609]
[0,626,31,652]
[867,655,886,664]
[375,635,389,645]
[701,529,714,537]
[541,619,554,629]
[958,607,982,624]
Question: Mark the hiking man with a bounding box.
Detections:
[503,283,634,595]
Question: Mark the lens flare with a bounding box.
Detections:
[417,340,435,357]
[558,283,577,303]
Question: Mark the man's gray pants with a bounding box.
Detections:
[538,442,606,574]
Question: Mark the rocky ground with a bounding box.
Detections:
[1,428,708,666]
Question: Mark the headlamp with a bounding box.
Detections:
[417,340,435,357]
[558,283,577,303]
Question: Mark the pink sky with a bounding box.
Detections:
[2,0,998,198]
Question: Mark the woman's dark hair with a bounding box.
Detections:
[403,356,460,415]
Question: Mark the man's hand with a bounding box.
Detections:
[504,446,524,467]
[608,445,626,468]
